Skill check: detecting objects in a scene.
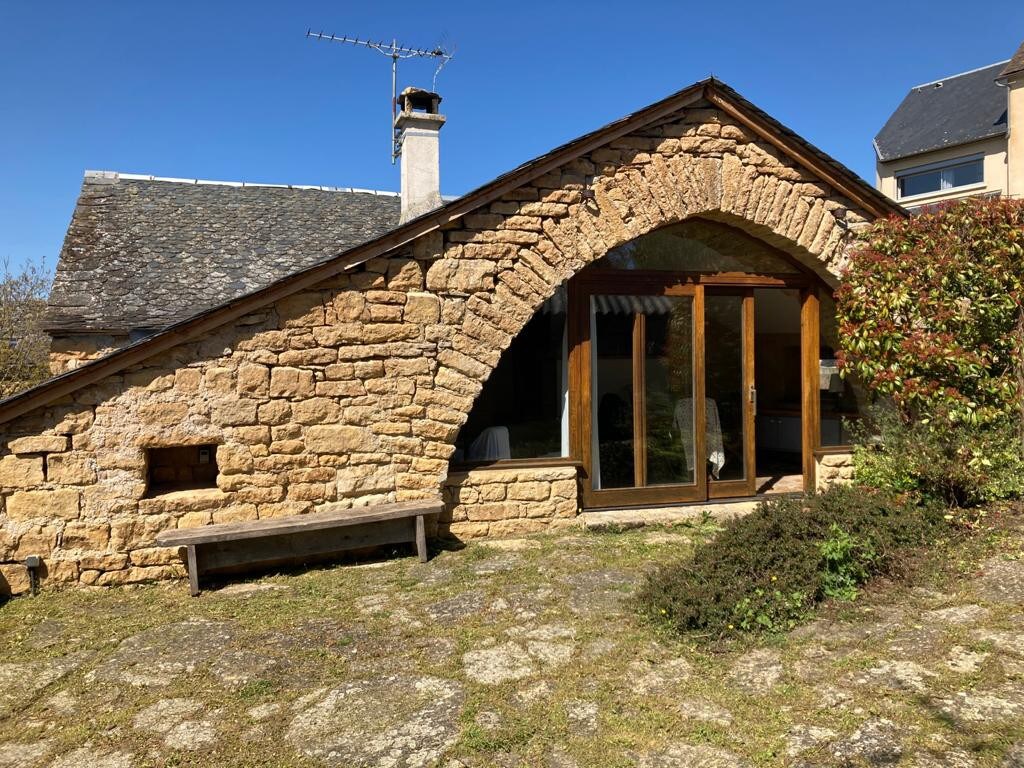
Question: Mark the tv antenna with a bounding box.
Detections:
[306,30,455,163]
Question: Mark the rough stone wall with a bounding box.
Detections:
[815,449,855,490]
[441,466,579,539]
[0,100,874,594]
[49,334,130,374]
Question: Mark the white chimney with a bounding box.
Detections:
[395,87,446,223]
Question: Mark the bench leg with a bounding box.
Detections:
[186,545,201,596]
[415,514,428,563]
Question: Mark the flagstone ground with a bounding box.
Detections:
[0,510,1023,767]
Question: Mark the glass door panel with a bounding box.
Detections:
[591,297,635,490]
[590,294,699,496]
[644,297,696,487]
[705,291,756,497]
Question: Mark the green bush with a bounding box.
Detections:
[851,404,1024,507]
[638,485,943,638]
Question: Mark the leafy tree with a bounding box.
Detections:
[837,199,1024,506]
[836,198,1024,427]
[0,258,52,399]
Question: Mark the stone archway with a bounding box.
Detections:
[428,111,871,532]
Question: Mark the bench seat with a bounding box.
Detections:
[156,499,442,595]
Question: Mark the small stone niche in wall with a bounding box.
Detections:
[145,444,219,497]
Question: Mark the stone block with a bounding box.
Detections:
[305,425,378,454]
[212,399,259,426]
[217,444,254,475]
[270,439,304,455]
[404,293,441,324]
[9,435,68,454]
[205,367,235,392]
[387,259,424,290]
[332,293,366,322]
[279,348,337,366]
[54,409,94,435]
[12,525,58,558]
[110,515,172,552]
[0,564,30,595]
[0,455,44,488]
[270,367,315,399]
[7,489,81,521]
[44,559,80,583]
[46,452,98,485]
[425,259,497,293]
[138,488,226,515]
[129,546,183,567]
[212,504,259,524]
[79,552,130,571]
[61,522,111,550]
[175,368,202,392]
[292,398,341,425]
[237,364,270,396]
[258,501,312,518]
[138,401,189,427]
[508,481,551,502]
[177,511,213,528]
[259,400,292,425]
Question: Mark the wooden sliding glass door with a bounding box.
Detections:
[572,275,757,508]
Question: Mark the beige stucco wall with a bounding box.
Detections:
[1008,78,1024,198]
[0,99,876,595]
[876,136,1008,208]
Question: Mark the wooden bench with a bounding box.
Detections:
[155,499,441,595]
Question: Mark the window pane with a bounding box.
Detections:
[645,297,696,487]
[946,160,983,188]
[598,219,800,274]
[898,159,983,198]
[705,295,747,481]
[898,169,942,197]
[456,293,567,461]
[592,297,635,488]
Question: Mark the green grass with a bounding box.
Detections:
[1,512,1023,766]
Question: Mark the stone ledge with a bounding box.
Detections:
[578,500,759,531]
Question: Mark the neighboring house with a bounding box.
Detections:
[0,79,903,595]
[875,40,1024,210]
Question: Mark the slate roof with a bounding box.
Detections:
[45,172,401,334]
[999,41,1024,80]
[874,61,1009,162]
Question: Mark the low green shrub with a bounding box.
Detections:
[851,404,1024,507]
[638,485,943,638]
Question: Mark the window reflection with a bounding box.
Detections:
[454,288,568,462]
[599,219,800,274]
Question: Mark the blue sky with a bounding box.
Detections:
[2,1,1022,273]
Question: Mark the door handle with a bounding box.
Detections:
[749,385,757,415]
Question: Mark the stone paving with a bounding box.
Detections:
[0,520,1023,767]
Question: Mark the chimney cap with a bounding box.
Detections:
[398,87,443,115]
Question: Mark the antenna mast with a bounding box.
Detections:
[306,30,454,164]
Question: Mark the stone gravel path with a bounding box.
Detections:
[1,512,1023,767]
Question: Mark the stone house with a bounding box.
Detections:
[0,79,903,595]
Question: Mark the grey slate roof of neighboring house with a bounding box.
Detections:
[999,41,1024,80]
[874,61,1009,163]
[45,172,401,334]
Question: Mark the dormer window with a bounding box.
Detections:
[896,156,984,199]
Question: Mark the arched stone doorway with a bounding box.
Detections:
[447,217,856,523]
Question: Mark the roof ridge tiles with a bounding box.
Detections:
[911,59,1010,90]
[82,170,400,197]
